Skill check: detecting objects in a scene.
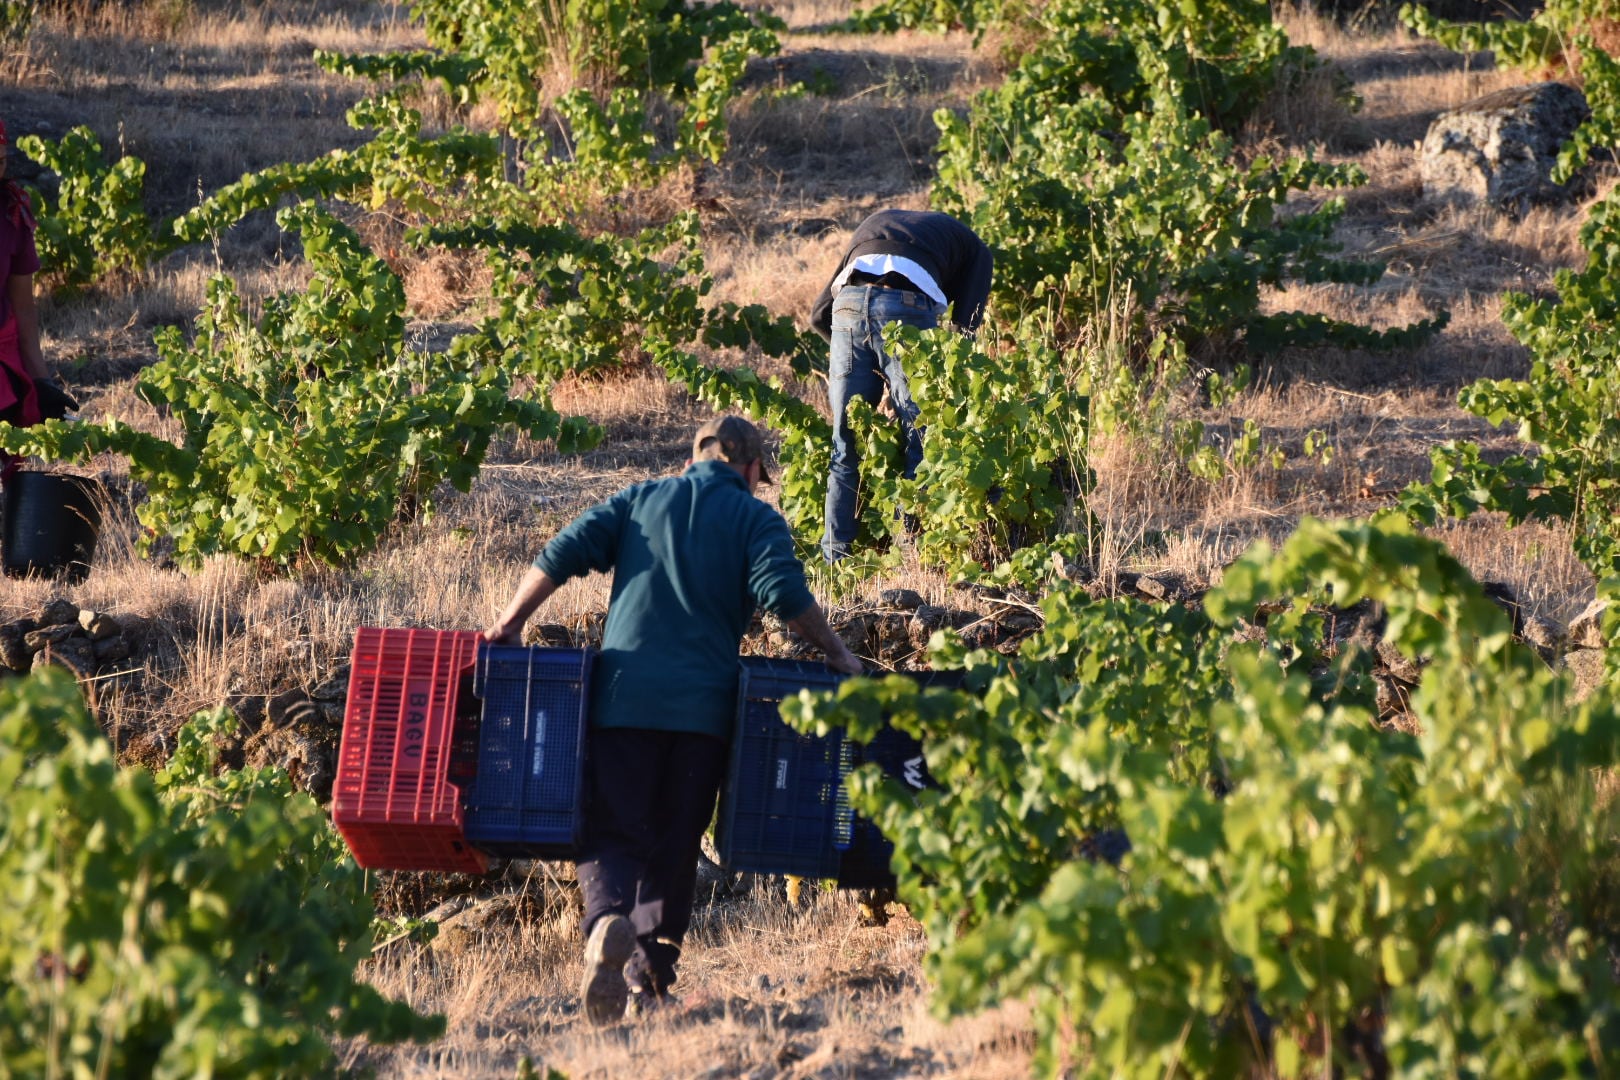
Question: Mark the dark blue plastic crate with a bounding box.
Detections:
[837,714,932,888]
[462,644,594,858]
[837,669,956,888]
[860,723,933,793]
[837,817,900,890]
[715,658,852,879]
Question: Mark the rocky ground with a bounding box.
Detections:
[6,565,1607,822]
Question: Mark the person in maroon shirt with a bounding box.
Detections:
[0,118,75,482]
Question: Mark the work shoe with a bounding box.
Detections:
[627,987,676,1019]
[580,914,636,1026]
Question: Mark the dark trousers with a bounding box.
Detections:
[575,727,728,995]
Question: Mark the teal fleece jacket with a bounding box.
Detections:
[533,461,816,739]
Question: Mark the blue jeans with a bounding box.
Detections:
[823,285,942,562]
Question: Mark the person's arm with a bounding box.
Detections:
[787,602,863,675]
[536,487,633,583]
[7,273,45,381]
[809,272,838,342]
[484,567,561,644]
[948,239,994,336]
[741,508,862,674]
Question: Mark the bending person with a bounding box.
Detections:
[809,208,993,562]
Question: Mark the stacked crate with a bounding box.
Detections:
[715,660,947,886]
[331,628,487,873]
[332,630,952,884]
[332,629,593,871]
[834,721,933,889]
[715,658,855,880]
[462,644,594,858]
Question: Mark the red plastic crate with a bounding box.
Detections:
[332,627,488,873]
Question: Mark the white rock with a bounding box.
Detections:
[1421,81,1589,211]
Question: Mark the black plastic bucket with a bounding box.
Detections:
[2,472,104,583]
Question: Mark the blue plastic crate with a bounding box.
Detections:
[836,713,932,888]
[715,658,853,879]
[836,669,957,888]
[462,644,594,858]
[836,817,899,890]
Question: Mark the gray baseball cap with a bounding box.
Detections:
[692,415,772,482]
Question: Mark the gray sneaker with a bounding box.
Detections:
[580,914,636,1026]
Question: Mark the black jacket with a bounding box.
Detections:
[810,210,994,341]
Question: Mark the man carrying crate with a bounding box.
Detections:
[484,415,862,1025]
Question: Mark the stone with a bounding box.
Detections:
[992,608,1043,633]
[229,694,267,733]
[24,624,79,652]
[267,689,325,730]
[835,613,873,654]
[1481,580,1523,631]
[909,605,961,640]
[0,624,30,672]
[37,599,80,628]
[1375,639,1424,685]
[1228,620,1268,648]
[872,615,914,663]
[1566,598,1607,650]
[427,892,544,960]
[33,637,95,678]
[573,612,606,647]
[1420,82,1590,211]
[422,895,472,923]
[77,610,121,641]
[531,622,574,647]
[1050,550,1092,583]
[1133,574,1177,602]
[431,922,476,960]
[957,621,1001,651]
[1561,648,1608,705]
[856,886,897,927]
[696,835,745,900]
[877,588,926,611]
[3,616,37,636]
[1519,613,1563,659]
[243,725,333,800]
[871,612,911,641]
[694,848,739,899]
[450,892,521,932]
[310,665,351,702]
[92,635,132,662]
[1374,674,1406,717]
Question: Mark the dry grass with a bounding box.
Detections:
[3,0,1614,1074]
[341,892,1031,1079]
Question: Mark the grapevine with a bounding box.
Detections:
[796,518,1620,1076]
[0,204,600,570]
[1400,0,1620,654]
[0,670,443,1076]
